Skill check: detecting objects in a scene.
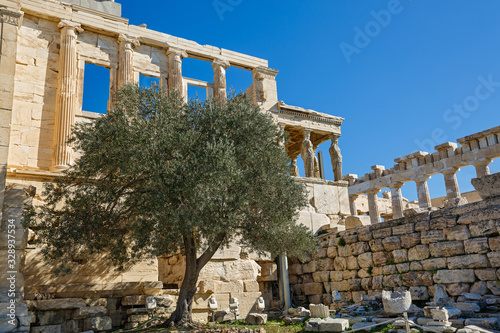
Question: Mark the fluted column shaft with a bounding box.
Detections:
[167,46,187,96]
[118,34,139,87]
[390,183,404,219]
[51,20,83,171]
[415,176,432,208]
[367,189,381,224]
[212,58,230,101]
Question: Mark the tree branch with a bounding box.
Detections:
[196,232,226,272]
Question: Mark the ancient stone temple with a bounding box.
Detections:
[0,0,348,331]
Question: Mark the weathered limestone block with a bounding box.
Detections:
[433,270,476,284]
[471,173,500,199]
[343,270,357,280]
[415,221,430,232]
[444,225,471,241]
[402,271,433,286]
[345,216,371,229]
[469,221,497,237]
[309,304,329,318]
[337,244,352,257]
[401,233,421,248]
[373,228,392,239]
[83,316,112,331]
[316,258,333,271]
[312,271,330,283]
[357,253,373,268]
[392,223,415,236]
[330,271,343,282]
[358,268,371,278]
[470,281,488,295]
[258,262,278,281]
[453,302,480,312]
[121,295,147,306]
[383,274,402,288]
[382,290,411,314]
[457,207,500,224]
[392,249,408,263]
[383,236,402,251]
[487,252,500,267]
[330,281,349,292]
[247,313,267,325]
[446,254,489,269]
[489,237,500,251]
[346,256,359,270]
[430,217,457,229]
[396,262,410,273]
[35,299,86,310]
[290,263,303,275]
[421,230,446,244]
[348,279,362,291]
[446,283,470,296]
[422,258,447,270]
[429,241,465,257]
[464,238,489,254]
[408,245,430,261]
[343,235,358,244]
[304,283,323,295]
[318,318,349,332]
[73,306,107,319]
[303,261,317,274]
[327,246,337,258]
[372,252,390,266]
[358,231,373,242]
[244,280,260,292]
[487,281,500,295]
[474,268,497,281]
[350,242,369,256]
[410,286,429,300]
[383,265,398,275]
[129,314,150,323]
[369,239,385,252]
[333,257,346,271]
[410,261,423,271]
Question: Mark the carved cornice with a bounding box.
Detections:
[0,8,23,27]
[278,108,344,126]
[253,66,278,79]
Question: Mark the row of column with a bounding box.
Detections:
[291,130,343,181]
[50,22,232,171]
[349,160,492,224]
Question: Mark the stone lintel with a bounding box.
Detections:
[434,142,458,151]
[252,66,279,79]
[371,165,385,171]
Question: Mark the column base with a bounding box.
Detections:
[49,165,69,172]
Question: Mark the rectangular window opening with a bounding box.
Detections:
[82,63,110,114]
[139,74,160,89]
[187,84,208,101]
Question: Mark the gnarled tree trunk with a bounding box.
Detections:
[163,233,226,328]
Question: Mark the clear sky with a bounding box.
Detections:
[92,0,500,202]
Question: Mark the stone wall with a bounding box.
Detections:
[289,195,500,306]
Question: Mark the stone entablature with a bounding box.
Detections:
[347,126,500,223]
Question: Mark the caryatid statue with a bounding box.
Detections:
[313,143,321,178]
[290,156,300,177]
[329,136,342,181]
[301,130,315,178]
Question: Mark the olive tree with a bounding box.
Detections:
[26,85,316,327]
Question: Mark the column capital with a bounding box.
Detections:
[58,20,83,33]
[166,45,188,59]
[349,194,360,200]
[389,182,404,189]
[252,66,279,80]
[0,7,23,27]
[414,175,431,183]
[473,158,493,167]
[441,167,460,175]
[212,58,230,69]
[118,33,140,49]
[366,188,381,195]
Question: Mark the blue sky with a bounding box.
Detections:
[86,0,500,202]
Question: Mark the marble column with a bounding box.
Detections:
[51,20,83,171]
[414,176,432,208]
[117,33,139,87]
[166,46,188,96]
[442,168,467,207]
[473,159,492,178]
[301,130,315,178]
[212,58,230,101]
[390,183,404,219]
[349,194,359,216]
[367,189,381,224]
